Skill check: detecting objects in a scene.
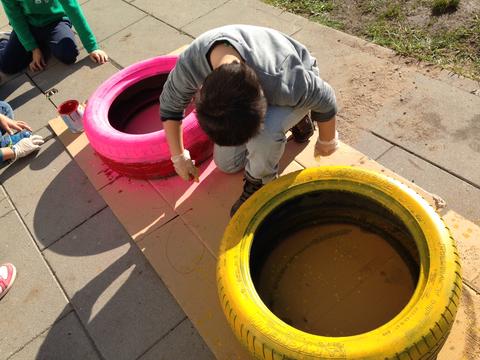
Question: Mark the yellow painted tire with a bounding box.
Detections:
[217,166,461,359]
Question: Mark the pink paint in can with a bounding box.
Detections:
[58,100,84,133]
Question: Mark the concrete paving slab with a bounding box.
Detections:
[182,0,302,37]
[0,138,107,250]
[100,16,192,68]
[9,312,101,360]
[34,124,56,143]
[377,146,480,223]
[339,121,393,160]
[139,318,214,360]
[362,72,480,187]
[0,186,12,217]
[0,74,58,132]
[0,210,70,358]
[81,0,147,44]
[132,0,225,29]
[292,17,395,63]
[43,206,186,360]
[32,54,118,105]
[0,69,23,88]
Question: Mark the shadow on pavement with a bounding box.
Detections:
[27,145,209,359]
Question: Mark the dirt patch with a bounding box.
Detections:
[266,0,480,80]
[331,0,480,33]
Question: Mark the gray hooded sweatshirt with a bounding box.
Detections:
[159,24,337,122]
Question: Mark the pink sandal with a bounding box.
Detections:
[0,263,17,300]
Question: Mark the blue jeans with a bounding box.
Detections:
[0,19,78,74]
[213,105,309,183]
[0,101,14,121]
[0,101,14,162]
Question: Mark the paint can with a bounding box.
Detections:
[58,100,84,133]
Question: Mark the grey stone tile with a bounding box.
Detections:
[338,121,393,160]
[0,138,107,250]
[43,207,186,360]
[0,210,70,358]
[9,312,100,360]
[32,53,119,105]
[81,0,146,43]
[362,72,480,187]
[0,186,13,217]
[140,318,214,360]
[101,16,192,68]
[34,124,56,143]
[0,74,58,132]
[377,146,480,222]
[0,70,23,87]
[133,0,225,29]
[182,0,302,37]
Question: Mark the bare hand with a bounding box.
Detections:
[29,48,46,72]
[0,115,32,135]
[89,49,109,64]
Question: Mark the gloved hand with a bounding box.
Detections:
[314,130,339,158]
[171,149,199,182]
[12,135,44,162]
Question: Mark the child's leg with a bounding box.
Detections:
[213,143,247,174]
[0,32,32,74]
[46,20,78,65]
[0,101,14,120]
[245,106,308,183]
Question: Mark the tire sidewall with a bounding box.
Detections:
[84,56,206,164]
[218,166,461,359]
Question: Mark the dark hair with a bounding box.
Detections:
[195,61,267,146]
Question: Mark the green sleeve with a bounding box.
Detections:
[59,0,98,53]
[1,0,38,51]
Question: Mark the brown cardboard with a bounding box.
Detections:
[49,117,120,190]
[443,211,480,290]
[437,285,480,360]
[136,217,250,359]
[98,176,177,242]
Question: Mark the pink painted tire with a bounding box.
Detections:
[83,55,213,179]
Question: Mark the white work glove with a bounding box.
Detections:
[314,130,339,158]
[171,149,199,182]
[12,135,44,162]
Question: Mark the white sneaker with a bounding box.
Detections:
[0,32,11,42]
[0,263,17,300]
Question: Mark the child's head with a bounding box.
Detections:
[195,61,267,146]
